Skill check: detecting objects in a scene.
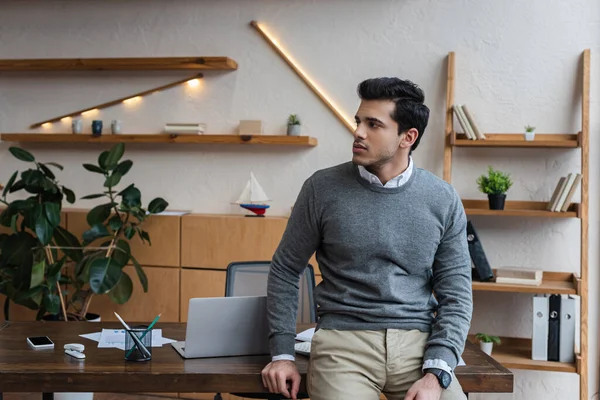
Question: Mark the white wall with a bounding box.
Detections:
[1,1,598,399]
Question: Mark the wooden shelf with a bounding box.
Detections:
[468,336,578,373]
[462,199,579,218]
[0,57,238,71]
[452,133,580,148]
[0,133,317,146]
[472,271,580,295]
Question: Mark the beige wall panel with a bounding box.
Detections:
[179,268,227,322]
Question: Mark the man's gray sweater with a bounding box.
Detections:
[267,161,473,370]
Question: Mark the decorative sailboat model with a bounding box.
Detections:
[235,172,271,217]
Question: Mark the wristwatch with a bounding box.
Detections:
[424,368,452,389]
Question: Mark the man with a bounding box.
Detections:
[261,77,472,400]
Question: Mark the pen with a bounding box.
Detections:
[125,313,162,358]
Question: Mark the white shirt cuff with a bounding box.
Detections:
[272,354,295,362]
[422,359,453,374]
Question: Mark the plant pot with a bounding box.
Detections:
[287,124,301,136]
[487,193,506,210]
[480,341,494,355]
[524,131,535,141]
[42,312,101,322]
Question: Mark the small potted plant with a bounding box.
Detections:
[475,332,501,355]
[287,114,301,136]
[524,124,536,141]
[476,166,513,210]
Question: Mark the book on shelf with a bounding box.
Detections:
[164,123,206,134]
[494,267,543,286]
[452,104,485,140]
[546,173,581,212]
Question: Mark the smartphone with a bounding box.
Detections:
[26,336,54,350]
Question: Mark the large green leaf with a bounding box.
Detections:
[109,215,123,232]
[89,257,123,294]
[98,151,110,170]
[42,293,61,315]
[9,180,26,193]
[86,202,116,226]
[82,224,111,243]
[62,186,76,204]
[2,171,18,198]
[0,204,15,227]
[46,258,66,287]
[108,272,133,304]
[22,169,44,186]
[113,239,131,267]
[81,193,106,200]
[105,143,125,170]
[46,162,64,170]
[14,286,43,307]
[53,226,83,263]
[138,229,151,245]
[130,254,148,292]
[83,163,105,174]
[103,172,122,188]
[38,163,55,180]
[124,225,136,240]
[1,231,36,269]
[44,202,61,227]
[30,258,46,289]
[120,185,141,208]
[9,147,35,162]
[114,160,133,177]
[35,206,53,246]
[148,197,168,214]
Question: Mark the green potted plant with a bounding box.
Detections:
[524,124,536,141]
[0,143,168,322]
[287,113,301,136]
[476,166,513,210]
[475,332,501,355]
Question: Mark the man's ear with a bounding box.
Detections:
[400,128,419,149]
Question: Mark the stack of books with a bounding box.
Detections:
[164,123,206,134]
[452,104,486,140]
[546,173,582,212]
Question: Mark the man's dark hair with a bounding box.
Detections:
[357,77,430,153]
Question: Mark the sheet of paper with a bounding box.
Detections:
[79,329,175,350]
[295,327,315,342]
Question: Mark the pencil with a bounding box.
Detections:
[125,313,162,358]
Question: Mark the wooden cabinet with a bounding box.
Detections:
[179,268,227,321]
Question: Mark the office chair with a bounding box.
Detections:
[213,261,317,400]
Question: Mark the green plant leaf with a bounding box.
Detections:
[120,185,141,208]
[105,143,125,170]
[14,286,43,306]
[35,206,53,246]
[30,258,46,289]
[63,186,76,204]
[124,225,136,240]
[139,229,151,245]
[104,172,122,188]
[81,193,106,200]
[0,204,16,227]
[108,272,133,304]
[10,213,18,233]
[113,239,131,267]
[114,160,133,177]
[109,215,123,232]
[148,197,168,214]
[98,151,110,170]
[38,163,56,180]
[2,171,18,198]
[9,180,26,193]
[53,226,83,263]
[42,293,61,315]
[89,257,123,294]
[83,163,105,174]
[46,162,64,170]
[44,202,61,228]
[46,258,66,287]
[82,224,111,244]
[86,202,117,226]
[9,147,35,162]
[130,254,148,292]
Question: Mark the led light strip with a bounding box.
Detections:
[31,73,204,129]
[250,20,355,134]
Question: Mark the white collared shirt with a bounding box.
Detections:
[357,156,414,188]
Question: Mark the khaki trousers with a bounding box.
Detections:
[307,328,466,400]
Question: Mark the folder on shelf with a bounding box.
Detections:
[466,221,494,281]
[532,295,549,361]
[547,294,561,361]
[559,294,580,363]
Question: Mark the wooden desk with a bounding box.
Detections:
[0,321,512,398]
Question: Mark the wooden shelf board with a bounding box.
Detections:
[462,199,579,218]
[0,133,317,146]
[453,133,580,148]
[468,336,577,373]
[472,271,579,295]
[0,57,238,71]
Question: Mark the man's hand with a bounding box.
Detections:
[261,360,301,399]
[405,373,443,400]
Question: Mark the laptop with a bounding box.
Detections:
[171,296,270,359]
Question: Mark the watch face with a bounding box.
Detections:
[440,372,452,388]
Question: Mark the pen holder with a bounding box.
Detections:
[124,326,152,362]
